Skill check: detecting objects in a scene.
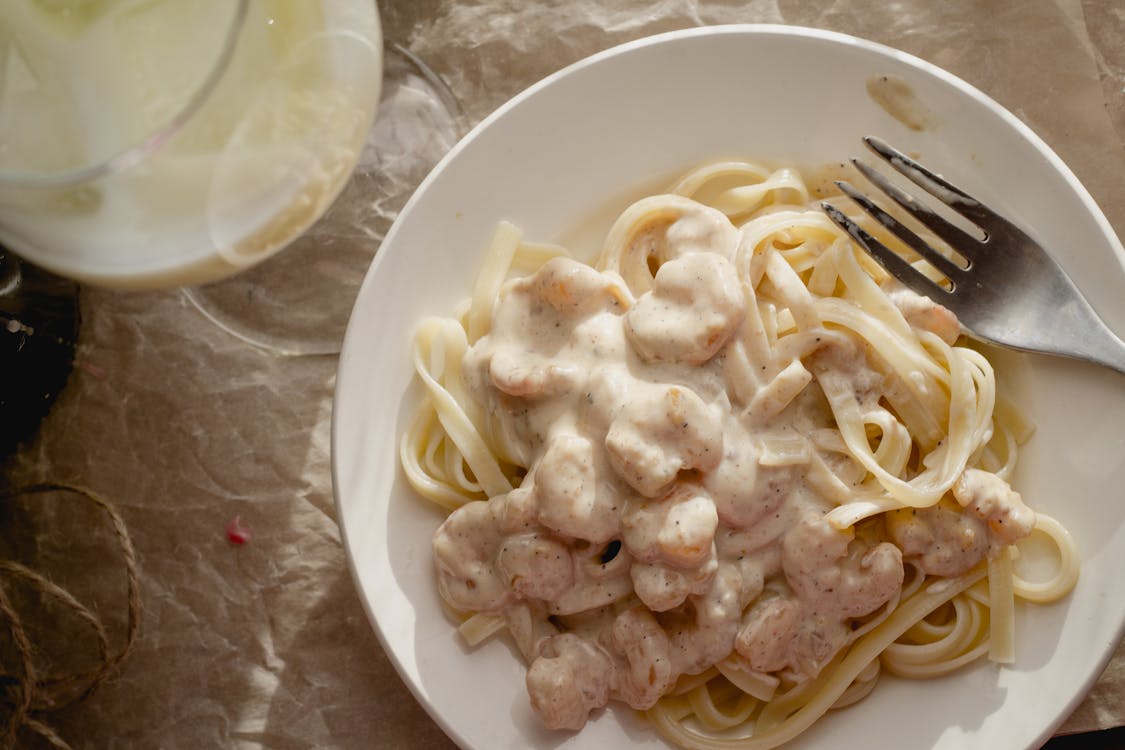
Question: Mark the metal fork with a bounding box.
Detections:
[821,136,1125,376]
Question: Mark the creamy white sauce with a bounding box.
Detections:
[430,200,1030,731]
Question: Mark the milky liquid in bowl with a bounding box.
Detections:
[0,0,381,288]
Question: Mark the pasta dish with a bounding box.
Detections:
[399,161,1078,748]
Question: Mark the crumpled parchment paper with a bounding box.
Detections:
[3,0,1123,747]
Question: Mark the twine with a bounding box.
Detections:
[0,483,141,750]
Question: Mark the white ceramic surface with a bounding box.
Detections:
[333,25,1125,750]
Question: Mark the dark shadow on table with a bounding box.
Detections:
[1042,727,1125,749]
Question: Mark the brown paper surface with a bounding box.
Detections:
[3,0,1123,747]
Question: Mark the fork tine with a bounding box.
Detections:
[834,178,966,282]
[821,202,949,301]
[851,157,985,263]
[862,136,997,229]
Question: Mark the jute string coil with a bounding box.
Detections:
[0,483,141,750]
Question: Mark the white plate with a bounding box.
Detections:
[333,25,1125,750]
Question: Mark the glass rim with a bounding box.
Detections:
[0,0,251,189]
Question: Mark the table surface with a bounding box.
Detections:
[2,1,1124,749]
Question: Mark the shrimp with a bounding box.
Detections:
[465,257,629,402]
[532,256,631,316]
[734,594,803,673]
[622,484,720,569]
[886,498,989,576]
[630,554,718,612]
[496,532,576,602]
[781,514,904,619]
[534,433,622,544]
[604,384,723,497]
[625,252,745,365]
[663,200,741,263]
[492,485,538,534]
[432,499,514,613]
[788,611,851,679]
[610,607,675,710]
[703,423,795,529]
[733,593,853,681]
[526,633,615,731]
[665,563,744,675]
[953,469,1036,546]
[488,348,581,399]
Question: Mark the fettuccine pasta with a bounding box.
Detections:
[399,161,1078,749]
